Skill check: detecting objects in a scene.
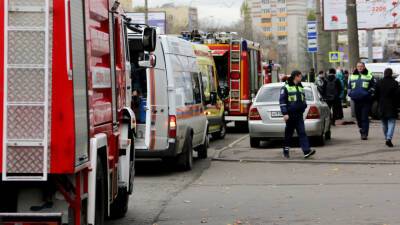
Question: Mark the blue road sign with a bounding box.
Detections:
[307,21,318,53]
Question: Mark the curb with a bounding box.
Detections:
[212,157,400,165]
[212,134,249,159]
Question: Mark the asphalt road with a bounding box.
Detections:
[107,123,400,225]
[106,132,246,225]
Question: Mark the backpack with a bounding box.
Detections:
[325,78,338,101]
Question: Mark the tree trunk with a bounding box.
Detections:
[346,0,360,71]
[316,0,332,72]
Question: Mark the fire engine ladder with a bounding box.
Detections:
[229,39,241,112]
[2,0,50,181]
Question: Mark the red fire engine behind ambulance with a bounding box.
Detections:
[0,0,155,224]
[205,34,263,127]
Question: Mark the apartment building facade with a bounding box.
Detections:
[249,0,308,72]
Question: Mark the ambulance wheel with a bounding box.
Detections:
[212,122,226,139]
[197,134,209,159]
[177,134,193,171]
[95,155,106,225]
[109,187,129,219]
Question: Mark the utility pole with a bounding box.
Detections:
[144,0,149,24]
[346,0,360,70]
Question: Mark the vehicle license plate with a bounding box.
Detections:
[271,111,283,118]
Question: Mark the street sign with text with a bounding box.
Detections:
[307,21,318,53]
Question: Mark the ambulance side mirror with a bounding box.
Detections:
[138,53,156,68]
[210,92,218,105]
[142,27,157,52]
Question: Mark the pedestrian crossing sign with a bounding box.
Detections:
[329,51,341,63]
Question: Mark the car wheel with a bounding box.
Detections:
[250,137,260,148]
[325,130,331,140]
[177,133,193,171]
[313,134,325,146]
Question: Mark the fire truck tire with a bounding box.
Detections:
[109,187,129,219]
[177,133,193,171]
[197,134,209,159]
[95,155,106,225]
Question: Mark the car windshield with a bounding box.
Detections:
[256,86,314,103]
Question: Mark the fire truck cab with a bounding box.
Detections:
[203,32,263,127]
[0,0,156,224]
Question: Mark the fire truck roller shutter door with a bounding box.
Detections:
[70,0,89,166]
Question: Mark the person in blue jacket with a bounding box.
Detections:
[280,70,316,159]
[348,62,376,140]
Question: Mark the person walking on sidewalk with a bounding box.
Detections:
[315,70,326,96]
[375,68,399,147]
[280,70,316,159]
[323,68,343,126]
[348,62,376,140]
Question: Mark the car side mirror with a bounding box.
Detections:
[210,92,218,105]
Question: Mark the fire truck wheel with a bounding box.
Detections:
[95,155,106,225]
[197,134,208,159]
[177,133,193,171]
[109,187,129,219]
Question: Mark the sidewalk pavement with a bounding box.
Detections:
[216,113,400,164]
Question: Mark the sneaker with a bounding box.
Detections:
[361,135,368,140]
[283,148,290,159]
[304,149,316,159]
[386,140,394,148]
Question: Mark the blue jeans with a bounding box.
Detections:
[284,114,311,154]
[382,118,396,141]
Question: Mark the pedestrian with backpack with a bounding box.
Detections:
[323,68,343,126]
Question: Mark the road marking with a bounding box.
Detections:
[212,134,249,159]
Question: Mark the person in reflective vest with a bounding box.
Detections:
[348,62,376,140]
[280,70,316,159]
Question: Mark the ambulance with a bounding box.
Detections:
[130,35,209,170]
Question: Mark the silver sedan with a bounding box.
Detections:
[248,82,331,148]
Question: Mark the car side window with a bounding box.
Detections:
[191,72,202,104]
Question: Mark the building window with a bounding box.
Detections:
[266,36,273,41]
[277,0,286,3]
[278,26,286,31]
[278,36,287,41]
[264,27,272,32]
[262,0,270,4]
[261,18,272,23]
[263,8,271,14]
[278,7,286,13]
[278,17,286,22]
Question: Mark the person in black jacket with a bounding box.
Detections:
[322,68,343,126]
[280,70,316,159]
[375,68,399,147]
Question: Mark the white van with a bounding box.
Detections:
[129,35,209,170]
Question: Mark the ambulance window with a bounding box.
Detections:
[209,65,216,92]
[192,72,202,104]
[183,72,194,105]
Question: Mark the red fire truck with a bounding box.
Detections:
[0,0,155,224]
[204,32,263,127]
